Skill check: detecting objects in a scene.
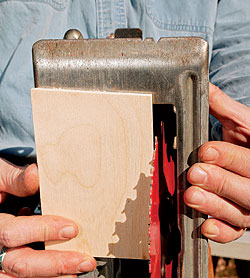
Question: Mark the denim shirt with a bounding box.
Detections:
[1,0,250,164]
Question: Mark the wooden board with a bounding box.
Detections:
[31,88,153,259]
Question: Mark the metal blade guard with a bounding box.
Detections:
[32,29,209,278]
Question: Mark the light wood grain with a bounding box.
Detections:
[31,88,153,259]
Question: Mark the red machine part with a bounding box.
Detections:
[150,137,161,277]
[150,122,176,278]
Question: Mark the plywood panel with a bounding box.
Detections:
[31,88,153,259]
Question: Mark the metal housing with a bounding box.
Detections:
[33,32,209,278]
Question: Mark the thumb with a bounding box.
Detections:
[209,83,250,145]
[209,83,250,126]
[0,159,39,199]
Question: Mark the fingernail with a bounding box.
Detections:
[187,189,206,207]
[204,224,219,237]
[189,167,207,185]
[78,260,95,273]
[59,226,77,239]
[202,147,218,162]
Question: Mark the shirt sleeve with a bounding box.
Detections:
[209,0,250,140]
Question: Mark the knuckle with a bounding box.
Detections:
[211,168,228,197]
[216,178,226,196]
[8,167,22,187]
[224,151,237,170]
[0,215,16,246]
[8,260,30,277]
[211,202,222,220]
[0,229,13,247]
[203,164,225,195]
[42,222,51,241]
[55,259,68,275]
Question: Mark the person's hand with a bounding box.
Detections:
[184,83,250,243]
[209,83,250,147]
[0,159,96,277]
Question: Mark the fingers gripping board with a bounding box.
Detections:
[31,88,153,259]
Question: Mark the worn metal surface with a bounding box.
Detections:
[33,31,209,278]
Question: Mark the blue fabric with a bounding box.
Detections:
[1,0,250,161]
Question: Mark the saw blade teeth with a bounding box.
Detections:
[149,137,161,277]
